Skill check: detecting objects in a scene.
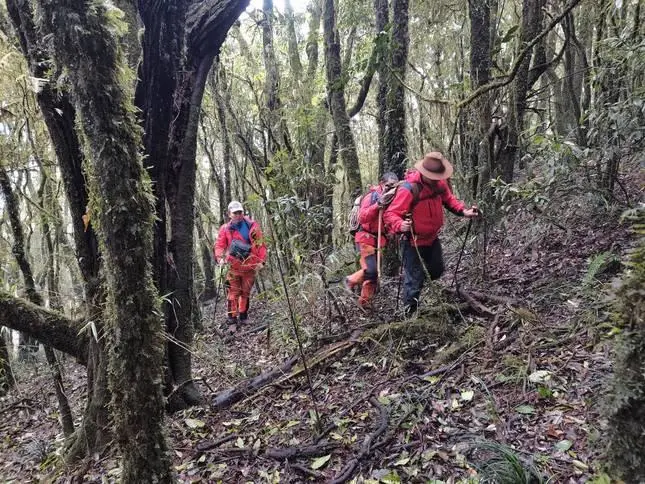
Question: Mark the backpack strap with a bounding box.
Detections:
[228,218,252,243]
[400,181,438,208]
[400,181,421,206]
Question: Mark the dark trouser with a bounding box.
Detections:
[401,237,444,314]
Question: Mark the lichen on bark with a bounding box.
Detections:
[36,0,173,480]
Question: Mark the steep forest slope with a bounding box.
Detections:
[0,155,641,482]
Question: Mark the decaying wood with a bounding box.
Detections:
[211,355,299,409]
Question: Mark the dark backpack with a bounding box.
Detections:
[228,219,253,260]
[229,239,252,260]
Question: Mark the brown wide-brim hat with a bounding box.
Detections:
[414,152,454,180]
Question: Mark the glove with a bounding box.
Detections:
[377,188,396,208]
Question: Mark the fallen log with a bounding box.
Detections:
[211,355,299,410]
[0,291,86,363]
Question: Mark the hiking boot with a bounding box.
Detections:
[226,315,238,325]
[404,304,417,319]
[238,312,248,322]
[358,281,377,308]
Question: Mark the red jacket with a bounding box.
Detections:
[383,170,465,246]
[214,217,267,272]
[355,185,387,248]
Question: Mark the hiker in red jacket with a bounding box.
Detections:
[345,172,398,308]
[384,152,479,316]
[214,201,267,324]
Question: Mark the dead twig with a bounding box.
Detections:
[265,441,338,460]
[0,398,37,415]
[467,290,518,306]
[330,396,389,484]
[195,434,237,452]
[222,323,268,343]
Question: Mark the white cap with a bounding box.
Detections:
[228,200,243,212]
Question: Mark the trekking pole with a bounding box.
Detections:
[212,263,227,320]
[395,235,405,312]
[451,218,472,289]
[376,208,383,286]
[395,213,412,312]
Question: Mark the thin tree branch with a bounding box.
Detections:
[456,0,583,109]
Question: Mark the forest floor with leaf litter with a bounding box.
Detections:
[0,177,639,483]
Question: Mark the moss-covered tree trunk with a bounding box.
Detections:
[37,0,172,480]
[6,0,106,459]
[606,211,645,481]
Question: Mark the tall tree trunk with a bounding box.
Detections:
[6,0,107,459]
[300,0,332,249]
[1,163,75,438]
[499,0,544,182]
[383,0,409,178]
[375,0,389,175]
[284,0,302,82]
[38,171,75,437]
[306,0,322,81]
[323,0,362,196]
[210,63,233,223]
[135,1,185,409]
[135,0,249,410]
[467,0,492,200]
[0,334,15,395]
[163,0,250,408]
[37,0,172,479]
[165,52,214,410]
[259,0,292,158]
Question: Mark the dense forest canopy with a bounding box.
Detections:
[0,0,643,481]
